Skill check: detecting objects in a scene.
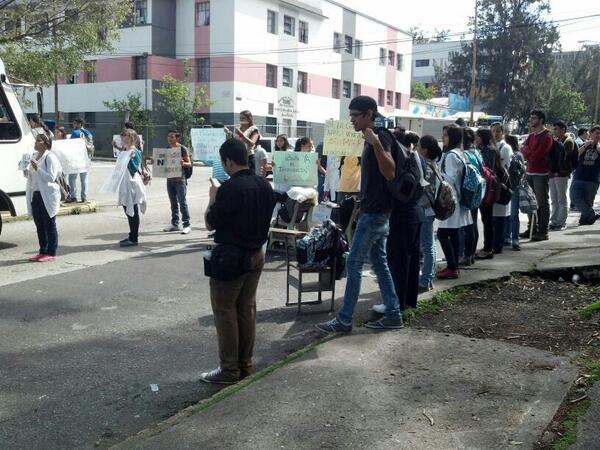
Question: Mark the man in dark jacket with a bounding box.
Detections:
[521,110,554,240]
[549,121,575,231]
[201,139,275,384]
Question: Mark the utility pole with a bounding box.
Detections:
[469,0,478,126]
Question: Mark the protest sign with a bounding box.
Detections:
[311,204,333,224]
[51,139,90,174]
[322,120,364,156]
[113,134,144,157]
[152,147,183,178]
[191,128,225,161]
[272,152,318,187]
[100,150,129,194]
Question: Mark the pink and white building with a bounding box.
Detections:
[43,0,412,152]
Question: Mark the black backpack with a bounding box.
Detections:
[377,127,423,204]
[182,146,193,179]
[549,139,565,174]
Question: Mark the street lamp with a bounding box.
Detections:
[579,40,600,125]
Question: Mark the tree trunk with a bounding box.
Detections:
[54,74,59,125]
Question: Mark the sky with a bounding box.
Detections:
[342,0,600,51]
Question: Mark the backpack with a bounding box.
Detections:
[181,146,193,179]
[549,139,566,174]
[508,153,526,189]
[518,184,538,214]
[480,164,500,207]
[423,164,457,220]
[80,128,95,158]
[377,127,423,204]
[442,150,486,210]
[296,220,348,278]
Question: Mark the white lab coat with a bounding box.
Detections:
[493,141,513,217]
[25,151,62,218]
[438,149,473,229]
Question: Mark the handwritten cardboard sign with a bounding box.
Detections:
[323,120,364,156]
[191,128,226,161]
[272,152,318,187]
[152,147,183,178]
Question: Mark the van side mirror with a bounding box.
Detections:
[37,92,43,117]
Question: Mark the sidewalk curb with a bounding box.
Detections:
[1,201,98,224]
[91,157,207,167]
[109,334,335,449]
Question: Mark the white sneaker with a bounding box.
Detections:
[372,303,386,314]
[163,224,181,232]
[181,226,191,235]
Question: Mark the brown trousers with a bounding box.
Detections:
[209,251,265,378]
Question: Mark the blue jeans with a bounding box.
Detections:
[31,192,58,256]
[509,190,520,242]
[419,216,436,288]
[337,213,400,324]
[492,216,506,253]
[167,179,190,227]
[68,172,88,201]
[570,179,599,224]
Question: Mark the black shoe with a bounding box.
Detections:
[64,198,76,204]
[531,233,549,241]
[512,242,521,251]
[519,230,531,239]
[364,317,404,330]
[199,367,239,385]
[418,285,433,294]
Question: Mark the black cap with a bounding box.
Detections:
[349,96,383,118]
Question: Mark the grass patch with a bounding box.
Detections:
[579,299,600,318]
[552,400,591,450]
[403,287,466,322]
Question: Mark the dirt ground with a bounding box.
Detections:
[410,275,600,449]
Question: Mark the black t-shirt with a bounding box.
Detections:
[359,128,394,214]
[206,169,276,249]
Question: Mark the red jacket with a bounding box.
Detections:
[522,129,553,174]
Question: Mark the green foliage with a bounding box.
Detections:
[552,400,590,450]
[411,81,436,101]
[579,298,600,319]
[569,45,600,122]
[0,1,133,86]
[445,0,559,121]
[153,63,213,148]
[403,287,466,322]
[103,93,155,141]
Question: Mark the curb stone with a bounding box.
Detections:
[1,200,98,224]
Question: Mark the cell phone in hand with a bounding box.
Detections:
[209,178,221,187]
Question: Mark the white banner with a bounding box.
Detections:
[191,128,226,161]
[152,147,183,178]
[100,150,130,194]
[51,139,90,174]
[113,134,144,157]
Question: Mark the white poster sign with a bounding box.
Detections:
[152,147,183,178]
[100,150,130,194]
[113,134,144,157]
[51,139,90,174]
[191,128,225,161]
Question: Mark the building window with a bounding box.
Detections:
[283,15,295,36]
[344,35,353,54]
[296,120,308,136]
[415,59,430,67]
[134,55,147,80]
[266,64,277,88]
[282,67,293,87]
[396,54,404,71]
[388,50,395,66]
[266,116,277,135]
[386,90,393,105]
[297,71,307,93]
[354,40,362,59]
[379,48,386,65]
[197,58,210,82]
[134,0,147,25]
[298,20,308,44]
[353,83,361,97]
[395,93,402,109]
[84,61,96,83]
[332,79,340,99]
[333,32,342,53]
[67,74,79,84]
[267,10,277,34]
[378,89,384,106]
[196,2,210,26]
[342,81,351,98]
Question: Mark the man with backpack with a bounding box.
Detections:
[521,110,554,241]
[570,126,600,225]
[66,118,93,203]
[549,121,576,231]
[316,96,403,332]
[163,129,193,235]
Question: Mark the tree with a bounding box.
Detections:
[411,81,435,101]
[569,45,600,123]
[0,0,133,122]
[153,63,213,148]
[445,0,559,121]
[103,93,156,142]
[541,80,586,124]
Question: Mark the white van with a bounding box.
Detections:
[0,58,37,236]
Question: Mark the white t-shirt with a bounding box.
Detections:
[253,146,268,177]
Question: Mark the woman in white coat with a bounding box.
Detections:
[437,125,472,279]
[118,128,147,247]
[26,133,62,262]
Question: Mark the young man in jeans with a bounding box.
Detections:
[549,121,576,231]
[521,110,554,241]
[316,96,403,333]
[570,126,600,225]
[163,130,192,234]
